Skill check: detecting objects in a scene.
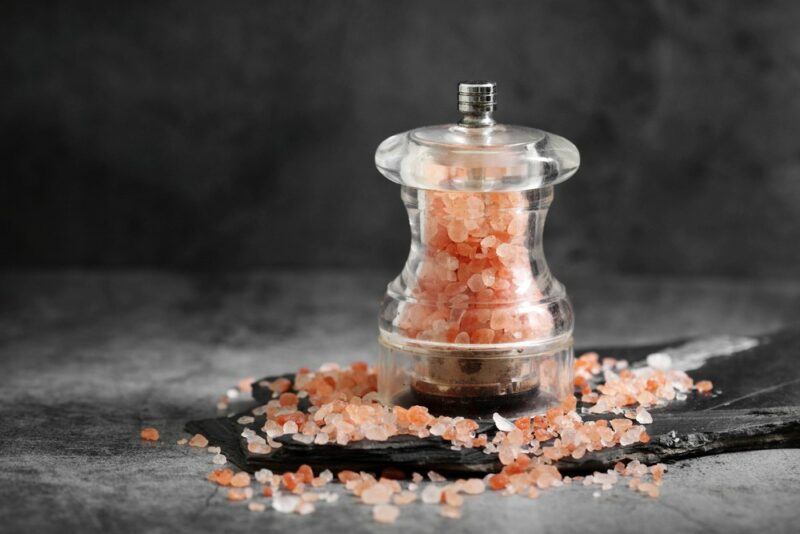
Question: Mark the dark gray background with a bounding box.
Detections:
[2,0,799,278]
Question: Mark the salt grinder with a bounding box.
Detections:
[375,82,579,417]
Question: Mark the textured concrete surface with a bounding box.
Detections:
[1,271,799,533]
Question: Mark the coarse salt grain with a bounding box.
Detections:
[373,504,400,524]
[272,494,300,513]
[212,454,227,465]
[140,427,160,441]
[188,434,208,448]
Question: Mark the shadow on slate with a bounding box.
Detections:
[186,327,800,476]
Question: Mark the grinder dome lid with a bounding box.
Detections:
[375,81,580,192]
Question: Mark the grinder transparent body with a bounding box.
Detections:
[375,114,579,418]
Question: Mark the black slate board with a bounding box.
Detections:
[186,327,800,475]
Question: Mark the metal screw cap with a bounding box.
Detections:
[458,81,496,127]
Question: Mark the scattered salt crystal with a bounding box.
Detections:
[212,454,227,465]
[296,501,315,515]
[292,433,314,444]
[283,421,299,434]
[428,471,446,482]
[646,353,672,370]
[411,472,423,484]
[635,407,653,425]
[237,416,255,425]
[373,504,400,524]
[393,491,417,505]
[226,388,239,399]
[493,412,516,432]
[462,479,485,495]
[272,494,300,513]
[440,505,462,519]
[207,446,221,454]
[362,483,393,504]
[188,434,209,448]
[140,427,160,441]
[248,502,265,512]
[421,485,442,504]
[176,438,188,445]
[230,472,251,488]
[255,469,273,484]
[592,491,601,498]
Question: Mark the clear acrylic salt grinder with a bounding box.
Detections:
[375,81,580,417]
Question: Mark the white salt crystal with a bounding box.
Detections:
[207,446,221,454]
[272,494,300,513]
[282,421,299,434]
[635,407,653,424]
[292,433,314,444]
[255,469,273,484]
[237,416,255,425]
[493,412,516,432]
[212,454,226,465]
[248,502,265,512]
[421,485,442,504]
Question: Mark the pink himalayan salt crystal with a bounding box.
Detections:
[466,273,485,292]
[443,488,463,507]
[373,504,400,524]
[248,502,266,512]
[188,434,209,448]
[454,331,470,344]
[361,483,393,504]
[428,471,446,482]
[461,479,485,495]
[696,380,714,393]
[230,472,251,488]
[393,491,417,505]
[297,501,315,515]
[440,506,462,519]
[447,220,469,242]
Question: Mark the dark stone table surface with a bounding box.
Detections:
[1,271,799,533]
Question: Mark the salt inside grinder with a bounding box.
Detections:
[375,82,579,417]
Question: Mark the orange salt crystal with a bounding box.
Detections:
[227,489,249,501]
[696,380,713,393]
[207,468,234,486]
[514,417,531,431]
[351,361,369,373]
[338,470,360,483]
[408,405,433,425]
[283,472,300,490]
[140,427,159,441]
[262,486,273,497]
[296,464,314,484]
[188,434,209,448]
[279,392,299,407]
[237,377,254,394]
[269,377,292,393]
[230,472,251,488]
[488,473,509,490]
[639,431,651,443]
